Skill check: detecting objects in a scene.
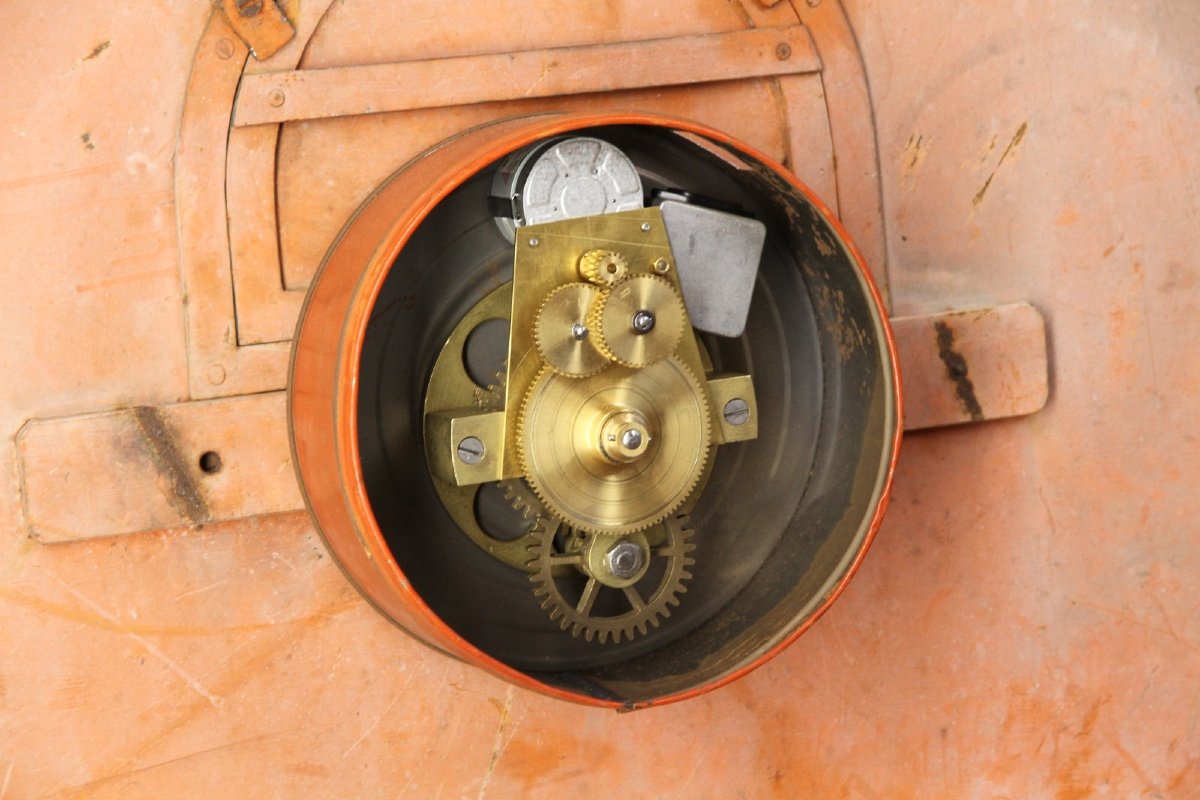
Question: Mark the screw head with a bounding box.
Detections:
[570,322,588,341]
[620,428,643,450]
[652,257,671,274]
[456,436,485,465]
[631,310,656,334]
[640,222,652,232]
[723,398,750,426]
[605,541,645,579]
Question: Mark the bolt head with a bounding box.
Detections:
[605,541,645,579]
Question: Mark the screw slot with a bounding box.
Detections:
[198,451,223,474]
[457,437,486,465]
[723,398,751,427]
[631,310,656,334]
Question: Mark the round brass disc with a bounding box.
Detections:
[589,274,686,367]
[533,282,608,377]
[517,355,711,534]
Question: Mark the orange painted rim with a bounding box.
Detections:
[289,111,902,708]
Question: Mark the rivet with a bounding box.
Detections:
[640,222,652,232]
[206,364,227,385]
[776,43,792,60]
[267,88,286,108]
[215,38,235,60]
[529,237,540,247]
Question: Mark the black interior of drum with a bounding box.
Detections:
[355,125,892,699]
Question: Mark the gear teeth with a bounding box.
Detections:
[503,479,546,523]
[589,274,686,368]
[533,283,608,378]
[524,513,695,645]
[579,250,629,287]
[517,357,711,537]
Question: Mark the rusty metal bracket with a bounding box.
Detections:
[219,0,294,60]
[17,393,301,543]
[893,303,1049,430]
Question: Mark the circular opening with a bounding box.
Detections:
[461,318,510,388]
[295,117,900,707]
[198,451,222,474]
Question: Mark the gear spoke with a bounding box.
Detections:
[622,585,645,612]
[576,578,600,616]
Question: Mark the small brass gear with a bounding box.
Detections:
[589,274,686,368]
[527,512,696,643]
[533,283,608,378]
[579,249,629,286]
[516,355,712,535]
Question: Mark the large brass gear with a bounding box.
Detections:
[578,249,629,286]
[516,354,712,535]
[527,512,696,643]
[589,274,686,367]
[533,282,608,378]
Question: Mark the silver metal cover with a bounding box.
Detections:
[659,200,766,337]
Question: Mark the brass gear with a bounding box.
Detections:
[516,355,712,535]
[500,478,546,523]
[533,283,608,378]
[589,274,686,368]
[579,249,629,286]
[527,512,696,644]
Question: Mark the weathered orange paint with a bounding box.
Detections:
[1,0,1197,796]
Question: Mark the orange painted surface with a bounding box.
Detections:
[1,1,1198,798]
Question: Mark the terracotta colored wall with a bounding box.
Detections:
[0,0,1197,797]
